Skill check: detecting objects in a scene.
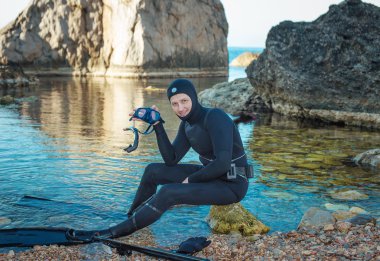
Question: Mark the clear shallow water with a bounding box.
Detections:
[1,48,379,248]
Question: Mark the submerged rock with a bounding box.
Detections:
[324,203,349,212]
[246,0,380,128]
[329,190,369,200]
[332,210,357,221]
[0,0,228,78]
[206,203,270,236]
[0,217,11,226]
[230,52,259,67]
[0,95,15,105]
[261,190,298,200]
[297,207,336,230]
[353,149,380,169]
[344,214,376,225]
[349,206,367,214]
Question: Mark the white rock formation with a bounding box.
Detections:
[0,0,228,78]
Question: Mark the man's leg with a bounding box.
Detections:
[127,163,203,217]
[109,180,244,238]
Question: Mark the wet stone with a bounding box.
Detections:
[336,221,352,233]
[298,207,336,230]
[333,210,357,221]
[329,190,369,200]
[7,250,15,257]
[0,217,11,226]
[324,203,350,211]
[345,214,376,226]
[323,224,335,231]
[349,206,367,214]
[80,242,113,261]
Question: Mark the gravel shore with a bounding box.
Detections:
[1,223,379,260]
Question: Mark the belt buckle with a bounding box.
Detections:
[227,163,237,179]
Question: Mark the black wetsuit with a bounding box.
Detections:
[71,79,249,240]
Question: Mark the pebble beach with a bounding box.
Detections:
[1,222,378,260]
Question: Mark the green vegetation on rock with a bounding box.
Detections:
[206,203,270,236]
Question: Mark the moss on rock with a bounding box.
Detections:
[206,203,270,236]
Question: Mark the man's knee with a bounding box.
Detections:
[141,163,163,182]
[155,184,181,207]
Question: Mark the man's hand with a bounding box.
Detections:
[182,177,189,184]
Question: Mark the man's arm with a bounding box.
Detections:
[187,109,233,182]
[153,121,191,166]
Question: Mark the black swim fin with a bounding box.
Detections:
[0,227,83,247]
[0,227,209,261]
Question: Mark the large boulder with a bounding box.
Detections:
[198,78,269,115]
[246,0,380,128]
[0,0,228,78]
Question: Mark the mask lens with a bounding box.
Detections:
[151,111,159,121]
[137,109,146,118]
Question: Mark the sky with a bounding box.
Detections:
[1,0,379,48]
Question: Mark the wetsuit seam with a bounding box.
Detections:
[132,215,138,229]
[146,203,163,214]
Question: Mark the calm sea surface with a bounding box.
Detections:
[0,47,379,248]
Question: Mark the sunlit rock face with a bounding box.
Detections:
[246,0,380,128]
[0,0,228,78]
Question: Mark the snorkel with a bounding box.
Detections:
[123,107,164,153]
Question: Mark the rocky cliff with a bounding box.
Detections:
[246,0,380,128]
[0,0,228,78]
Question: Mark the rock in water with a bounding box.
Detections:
[206,203,270,236]
[353,149,380,169]
[0,0,228,78]
[0,95,15,105]
[297,207,336,230]
[344,214,376,225]
[230,52,259,67]
[329,190,369,200]
[0,217,11,226]
[246,0,380,128]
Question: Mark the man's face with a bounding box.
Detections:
[170,93,192,117]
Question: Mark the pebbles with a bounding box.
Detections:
[1,223,378,260]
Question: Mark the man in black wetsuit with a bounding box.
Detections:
[70,78,251,240]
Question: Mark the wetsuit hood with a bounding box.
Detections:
[167,79,203,124]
